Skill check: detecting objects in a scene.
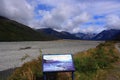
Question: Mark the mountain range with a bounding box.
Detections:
[0,16,57,41]
[36,28,79,40]
[93,29,120,41]
[0,15,120,41]
[74,33,96,40]
[37,28,120,41]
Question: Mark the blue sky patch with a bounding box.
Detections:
[34,4,53,19]
[93,15,105,20]
[36,4,53,11]
[84,21,106,26]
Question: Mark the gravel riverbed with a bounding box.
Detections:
[0,40,102,71]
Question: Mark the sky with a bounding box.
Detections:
[44,55,72,62]
[0,0,120,33]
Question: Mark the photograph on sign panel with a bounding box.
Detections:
[43,54,75,72]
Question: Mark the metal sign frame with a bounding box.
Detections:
[42,54,75,80]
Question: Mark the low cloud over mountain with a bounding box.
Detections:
[0,0,120,33]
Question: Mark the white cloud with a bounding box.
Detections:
[73,12,90,24]
[38,4,79,30]
[106,14,120,29]
[34,0,120,33]
[72,25,105,33]
[0,0,120,33]
[89,1,120,15]
[38,10,50,16]
[0,0,34,25]
[37,3,91,33]
[62,12,91,32]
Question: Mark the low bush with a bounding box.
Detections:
[8,56,43,80]
[8,42,120,80]
[74,42,120,80]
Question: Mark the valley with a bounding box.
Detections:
[0,40,102,71]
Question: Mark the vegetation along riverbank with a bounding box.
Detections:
[8,41,120,80]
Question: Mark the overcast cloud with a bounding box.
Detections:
[0,0,120,33]
[0,0,34,25]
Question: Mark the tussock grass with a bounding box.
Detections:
[8,41,120,80]
[8,56,42,80]
[74,41,120,80]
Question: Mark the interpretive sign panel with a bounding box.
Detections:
[42,54,75,72]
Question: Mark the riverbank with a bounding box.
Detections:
[0,68,16,80]
[8,41,120,80]
[0,40,101,71]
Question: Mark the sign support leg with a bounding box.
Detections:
[44,73,46,80]
[72,71,74,80]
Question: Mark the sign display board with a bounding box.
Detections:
[43,54,75,72]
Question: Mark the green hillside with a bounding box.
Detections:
[0,16,56,41]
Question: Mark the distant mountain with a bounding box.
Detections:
[60,31,80,39]
[113,31,120,41]
[36,28,79,39]
[93,29,120,40]
[0,16,56,41]
[75,33,96,40]
[0,16,8,19]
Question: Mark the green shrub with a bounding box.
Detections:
[8,57,43,80]
[74,57,97,74]
[9,42,120,80]
[74,42,120,80]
